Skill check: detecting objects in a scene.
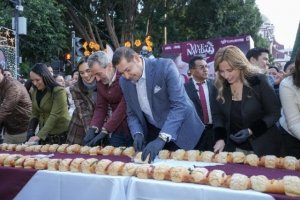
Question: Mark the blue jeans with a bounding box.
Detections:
[108,132,133,147]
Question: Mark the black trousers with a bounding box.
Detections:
[194,125,214,151]
[279,126,300,159]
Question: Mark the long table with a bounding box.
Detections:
[1,150,300,200]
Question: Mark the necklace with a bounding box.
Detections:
[231,84,243,101]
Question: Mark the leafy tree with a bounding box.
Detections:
[58,0,142,50]
[0,0,69,72]
[134,0,267,54]
[183,0,263,43]
[0,0,271,72]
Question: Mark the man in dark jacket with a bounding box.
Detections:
[84,51,132,147]
[0,65,32,143]
[184,56,214,151]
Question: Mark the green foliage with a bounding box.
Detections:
[0,0,69,69]
[180,0,262,42]
[19,61,31,78]
[21,0,69,64]
[134,0,264,54]
[0,0,269,71]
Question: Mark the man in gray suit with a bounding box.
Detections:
[112,47,204,163]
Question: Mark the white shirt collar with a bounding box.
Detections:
[109,71,117,86]
[136,57,146,84]
[141,57,146,80]
[192,77,206,86]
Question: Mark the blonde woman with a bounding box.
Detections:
[212,45,282,156]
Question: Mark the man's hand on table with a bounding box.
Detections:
[86,131,108,147]
[142,137,166,164]
[133,133,144,152]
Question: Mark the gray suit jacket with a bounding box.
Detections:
[119,58,204,149]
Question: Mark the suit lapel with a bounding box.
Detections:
[127,82,139,105]
[127,80,146,123]
[145,59,154,109]
[32,90,40,111]
[40,90,51,108]
[188,79,200,104]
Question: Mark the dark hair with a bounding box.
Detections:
[268,65,279,72]
[0,64,3,74]
[293,49,300,88]
[76,58,89,94]
[246,47,270,61]
[71,69,78,78]
[283,61,294,72]
[112,47,136,66]
[24,79,33,93]
[188,56,204,69]
[30,63,60,91]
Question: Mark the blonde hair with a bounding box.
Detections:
[214,45,261,103]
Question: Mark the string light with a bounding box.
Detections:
[124,35,153,52]
[0,27,15,47]
[0,27,16,76]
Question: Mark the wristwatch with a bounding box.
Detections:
[159,133,172,142]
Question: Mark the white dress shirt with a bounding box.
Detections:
[135,58,172,141]
[136,58,156,125]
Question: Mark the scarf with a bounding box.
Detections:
[83,79,97,103]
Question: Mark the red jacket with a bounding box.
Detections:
[90,73,129,134]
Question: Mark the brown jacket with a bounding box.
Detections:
[0,77,32,134]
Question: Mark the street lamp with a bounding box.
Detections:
[10,0,24,79]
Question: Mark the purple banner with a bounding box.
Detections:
[162,35,254,79]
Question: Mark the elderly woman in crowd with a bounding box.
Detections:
[212,45,282,156]
[54,74,75,116]
[279,49,300,158]
[27,63,70,144]
[66,59,97,145]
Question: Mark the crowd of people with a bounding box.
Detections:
[0,45,300,163]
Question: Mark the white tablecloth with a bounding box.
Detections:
[14,170,130,200]
[126,177,274,200]
[14,170,275,200]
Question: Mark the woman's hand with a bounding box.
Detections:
[28,136,40,143]
[213,139,225,153]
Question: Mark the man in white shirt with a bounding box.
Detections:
[112,47,205,163]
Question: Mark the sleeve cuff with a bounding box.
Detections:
[249,119,267,137]
[159,132,172,142]
[214,127,227,141]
